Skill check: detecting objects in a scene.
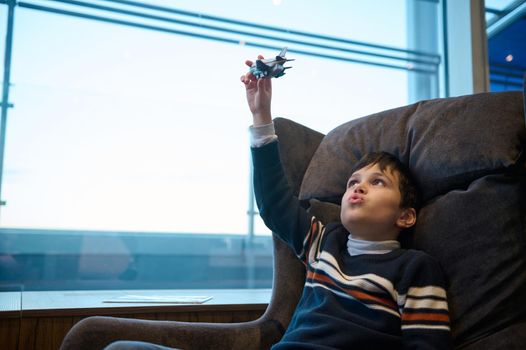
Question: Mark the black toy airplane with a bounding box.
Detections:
[249,47,294,79]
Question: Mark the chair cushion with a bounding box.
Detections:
[299,91,525,203]
[459,319,526,350]
[273,117,324,197]
[413,173,526,347]
[306,198,341,224]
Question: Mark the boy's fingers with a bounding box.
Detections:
[246,55,264,67]
[258,77,271,89]
[240,73,257,87]
[242,70,256,80]
[240,74,251,84]
[243,56,266,84]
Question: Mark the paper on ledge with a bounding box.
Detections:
[103,295,213,304]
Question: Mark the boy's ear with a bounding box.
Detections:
[396,208,417,229]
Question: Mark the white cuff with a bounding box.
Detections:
[249,122,278,147]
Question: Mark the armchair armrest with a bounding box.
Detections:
[60,316,279,350]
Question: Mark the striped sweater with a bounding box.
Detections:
[252,141,451,349]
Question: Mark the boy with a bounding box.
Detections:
[241,56,452,349]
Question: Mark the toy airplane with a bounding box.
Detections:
[249,47,294,79]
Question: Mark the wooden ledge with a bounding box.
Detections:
[0,289,271,318]
[0,289,272,350]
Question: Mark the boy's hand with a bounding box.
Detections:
[240,55,272,126]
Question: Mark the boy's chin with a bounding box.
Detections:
[340,213,367,226]
[341,216,376,234]
[341,219,358,234]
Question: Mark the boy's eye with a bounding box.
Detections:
[372,179,385,186]
[347,180,358,188]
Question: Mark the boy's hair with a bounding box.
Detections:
[350,152,420,210]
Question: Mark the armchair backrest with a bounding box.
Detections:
[272,90,526,349]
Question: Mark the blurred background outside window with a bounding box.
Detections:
[0,0,523,292]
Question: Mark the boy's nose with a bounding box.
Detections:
[353,185,366,194]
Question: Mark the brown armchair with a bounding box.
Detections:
[59,232,306,350]
[61,87,526,350]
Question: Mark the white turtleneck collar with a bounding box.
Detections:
[347,234,401,256]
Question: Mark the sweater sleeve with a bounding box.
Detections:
[400,253,452,350]
[251,140,322,261]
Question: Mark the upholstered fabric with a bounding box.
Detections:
[414,173,526,347]
[460,320,526,350]
[273,117,324,198]
[280,91,526,349]
[299,91,525,203]
[305,198,341,224]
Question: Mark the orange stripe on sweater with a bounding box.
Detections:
[311,220,318,235]
[307,271,397,310]
[402,312,450,323]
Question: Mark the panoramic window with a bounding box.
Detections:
[485,0,525,91]
[0,0,442,291]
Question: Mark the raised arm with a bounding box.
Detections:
[240,55,273,126]
[242,55,319,260]
[251,140,318,261]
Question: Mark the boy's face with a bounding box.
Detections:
[340,163,416,241]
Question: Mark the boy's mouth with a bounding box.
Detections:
[350,194,364,204]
